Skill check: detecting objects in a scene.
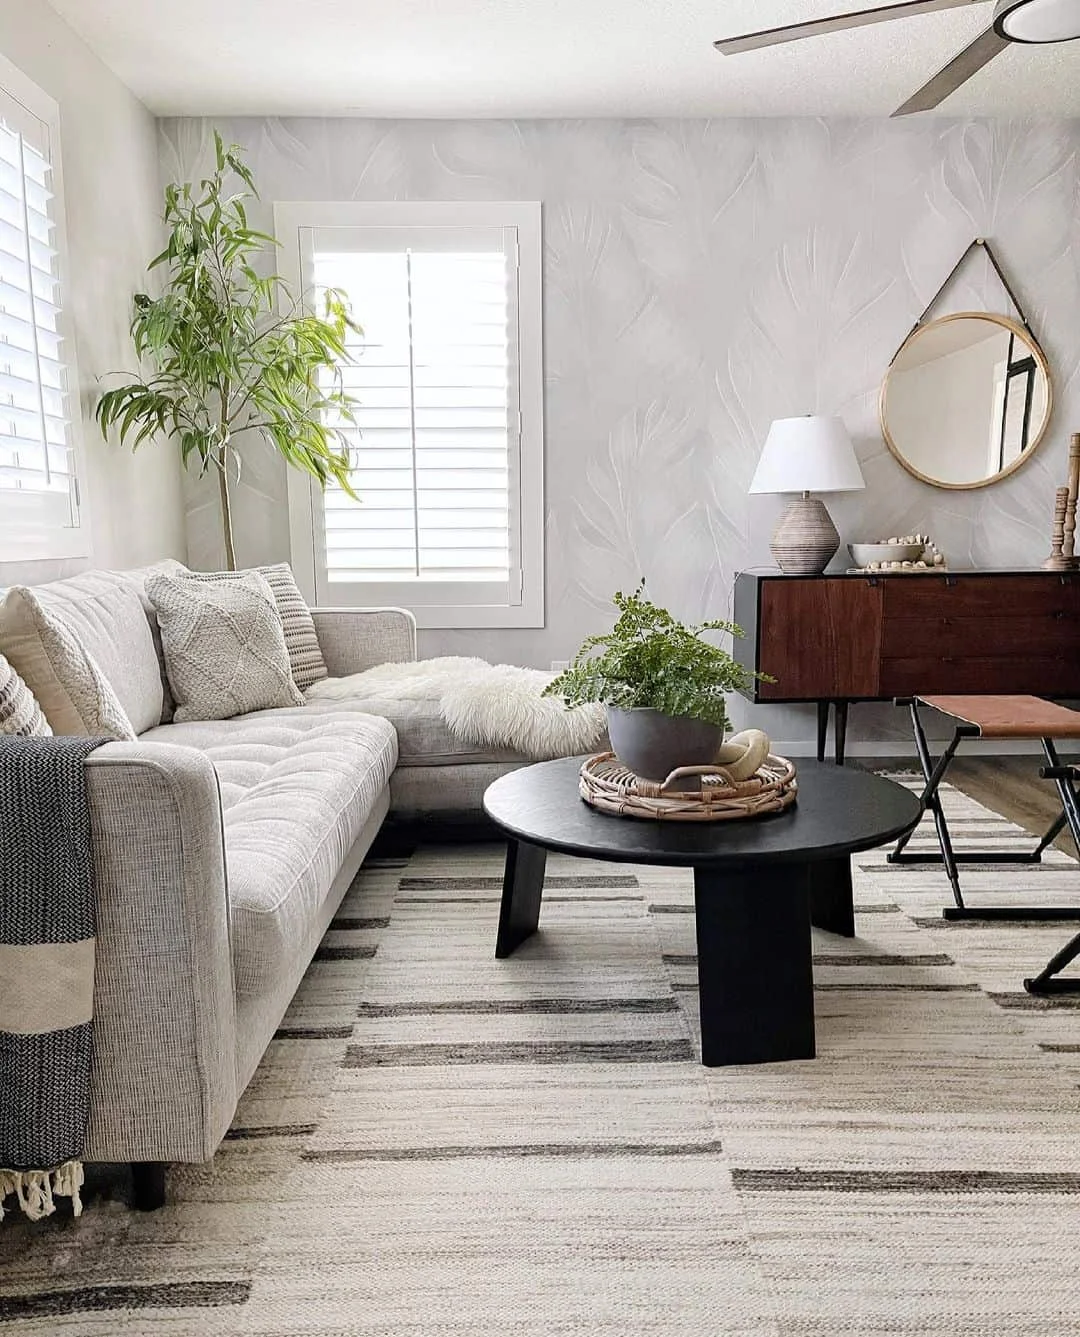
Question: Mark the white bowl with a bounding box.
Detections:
[848,541,925,567]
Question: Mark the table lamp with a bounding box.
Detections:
[749,415,865,575]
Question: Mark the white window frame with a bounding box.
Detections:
[0,51,87,563]
[274,200,544,630]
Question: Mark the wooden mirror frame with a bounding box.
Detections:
[880,311,1053,491]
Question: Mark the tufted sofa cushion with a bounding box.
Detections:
[140,705,397,997]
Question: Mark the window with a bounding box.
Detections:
[275,201,543,629]
[0,53,84,561]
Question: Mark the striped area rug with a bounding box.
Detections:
[4,776,1080,1333]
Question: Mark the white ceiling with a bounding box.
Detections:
[46,0,1080,118]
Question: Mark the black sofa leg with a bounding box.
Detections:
[130,1161,167,1211]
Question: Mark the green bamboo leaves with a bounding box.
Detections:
[95,132,360,568]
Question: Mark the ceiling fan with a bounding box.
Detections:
[714,0,1080,116]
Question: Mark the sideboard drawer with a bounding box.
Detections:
[881,614,1080,660]
[880,655,1080,697]
[883,576,1080,619]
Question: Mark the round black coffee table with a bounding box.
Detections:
[483,757,920,1067]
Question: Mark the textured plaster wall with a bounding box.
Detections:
[160,116,1080,745]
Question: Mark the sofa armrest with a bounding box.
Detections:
[83,741,237,1164]
[311,606,418,676]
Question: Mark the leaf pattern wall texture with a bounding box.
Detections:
[159,115,1080,745]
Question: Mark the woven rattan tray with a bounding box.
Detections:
[579,751,797,822]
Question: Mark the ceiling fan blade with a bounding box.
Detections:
[891,24,1009,115]
[714,0,991,56]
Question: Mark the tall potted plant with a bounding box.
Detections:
[96,133,358,570]
[545,583,774,783]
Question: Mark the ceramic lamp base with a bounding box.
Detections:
[770,495,840,575]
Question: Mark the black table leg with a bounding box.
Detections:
[808,856,855,937]
[816,700,829,764]
[693,863,815,1066]
[495,839,547,957]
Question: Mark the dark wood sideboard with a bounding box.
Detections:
[733,570,1080,762]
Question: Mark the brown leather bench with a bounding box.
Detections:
[917,696,1080,742]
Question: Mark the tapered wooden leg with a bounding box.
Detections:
[131,1162,167,1211]
[816,700,829,763]
[495,839,547,957]
[808,856,855,937]
[694,863,815,1066]
[834,700,849,765]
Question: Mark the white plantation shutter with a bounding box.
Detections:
[312,230,516,591]
[277,202,543,629]
[0,69,82,557]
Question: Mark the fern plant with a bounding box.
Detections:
[544,582,773,732]
[95,133,359,570]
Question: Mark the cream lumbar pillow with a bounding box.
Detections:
[146,569,305,724]
[0,652,52,737]
[0,588,137,739]
[116,557,190,724]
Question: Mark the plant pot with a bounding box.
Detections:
[605,706,726,786]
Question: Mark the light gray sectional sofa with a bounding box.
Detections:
[8,566,531,1206]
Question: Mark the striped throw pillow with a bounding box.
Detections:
[0,652,52,737]
[257,564,329,692]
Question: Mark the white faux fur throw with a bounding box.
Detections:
[306,657,606,761]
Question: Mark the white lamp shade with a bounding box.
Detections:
[748,415,865,496]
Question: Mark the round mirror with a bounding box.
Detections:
[880,312,1052,490]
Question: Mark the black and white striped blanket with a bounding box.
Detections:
[0,735,105,1221]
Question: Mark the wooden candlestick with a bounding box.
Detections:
[1063,433,1080,568]
[1044,486,1072,570]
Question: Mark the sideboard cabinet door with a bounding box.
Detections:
[757,578,883,701]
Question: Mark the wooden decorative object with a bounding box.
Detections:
[579,752,797,822]
[1045,486,1072,571]
[1063,433,1080,566]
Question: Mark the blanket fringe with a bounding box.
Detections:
[0,1160,84,1222]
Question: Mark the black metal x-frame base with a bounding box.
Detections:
[1024,755,1080,995]
[887,700,1080,949]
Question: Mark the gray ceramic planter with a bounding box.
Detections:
[606,706,725,785]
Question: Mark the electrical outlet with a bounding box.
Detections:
[550,660,569,671]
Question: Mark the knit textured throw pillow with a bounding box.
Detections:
[0,652,52,737]
[179,564,328,692]
[0,588,137,740]
[146,569,305,724]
